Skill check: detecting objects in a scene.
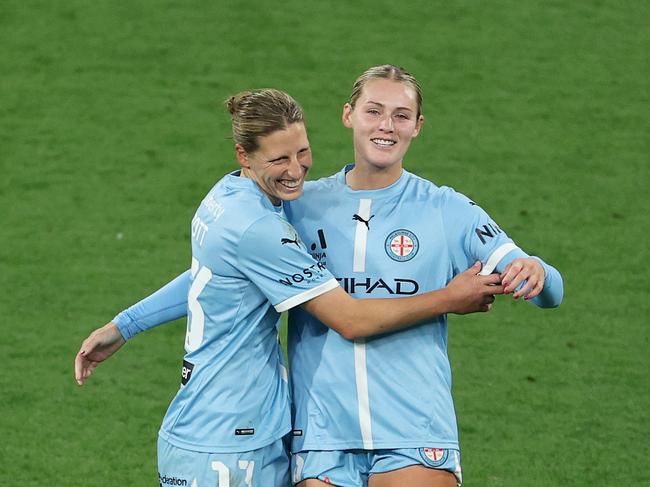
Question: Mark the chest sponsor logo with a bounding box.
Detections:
[385,229,419,262]
[337,277,419,295]
[419,447,449,467]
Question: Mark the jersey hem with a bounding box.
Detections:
[292,439,460,453]
[159,424,291,454]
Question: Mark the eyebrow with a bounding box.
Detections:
[365,101,414,112]
[267,146,310,163]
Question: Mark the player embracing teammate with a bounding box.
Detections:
[75,66,562,487]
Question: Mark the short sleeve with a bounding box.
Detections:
[237,214,339,312]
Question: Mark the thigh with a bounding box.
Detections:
[292,450,367,487]
[369,466,456,487]
[158,436,290,487]
[368,448,462,487]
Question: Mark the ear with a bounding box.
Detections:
[412,115,425,138]
[341,103,353,129]
[235,144,249,169]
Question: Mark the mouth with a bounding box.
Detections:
[279,179,302,190]
[371,137,396,148]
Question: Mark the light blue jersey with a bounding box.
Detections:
[117,172,338,454]
[284,165,562,452]
[115,165,563,457]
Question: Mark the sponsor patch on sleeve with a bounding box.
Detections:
[181,360,194,386]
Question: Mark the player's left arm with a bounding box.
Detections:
[442,188,563,308]
[493,251,563,308]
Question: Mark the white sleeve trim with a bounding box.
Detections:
[274,278,340,312]
[479,243,519,275]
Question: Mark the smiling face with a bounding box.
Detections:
[343,78,424,176]
[236,122,312,205]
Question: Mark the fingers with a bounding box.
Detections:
[502,265,526,294]
[485,284,505,295]
[512,279,535,299]
[75,352,94,386]
[463,261,483,276]
[501,258,545,299]
[515,278,544,300]
[478,273,502,285]
[74,351,85,386]
[74,334,98,386]
[479,301,494,312]
[524,280,545,300]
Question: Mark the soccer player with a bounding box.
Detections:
[75,88,506,487]
[286,66,562,487]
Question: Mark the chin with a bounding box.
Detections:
[366,158,402,170]
[281,190,303,201]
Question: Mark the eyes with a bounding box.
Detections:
[267,147,311,165]
[365,108,411,121]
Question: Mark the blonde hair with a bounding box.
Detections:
[348,65,423,118]
[226,89,305,153]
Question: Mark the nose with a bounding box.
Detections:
[286,155,304,178]
[378,114,394,132]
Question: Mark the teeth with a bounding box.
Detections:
[372,138,396,146]
[281,180,300,188]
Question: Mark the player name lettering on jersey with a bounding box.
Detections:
[191,215,208,247]
[336,276,419,295]
[201,193,225,220]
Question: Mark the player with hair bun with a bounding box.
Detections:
[75,87,509,487]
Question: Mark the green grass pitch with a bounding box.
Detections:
[1,0,648,485]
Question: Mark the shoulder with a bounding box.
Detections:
[199,176,277,229]
[240,212,301,249]
[400,170,450,205]
[400,171,486,218]
[303,171,341,195]
[287,171,342,216]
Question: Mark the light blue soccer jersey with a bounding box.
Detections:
[130,172,338,453]
[284,165,562,452]
[114,165,563,455]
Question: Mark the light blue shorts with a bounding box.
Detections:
[158,435,291,487]
[291,448,462,486]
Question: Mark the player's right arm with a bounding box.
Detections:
[75,215,503,384]
[301,261,504,340]
[74,271,191,386]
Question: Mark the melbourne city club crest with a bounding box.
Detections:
[419,447,448,467]
[385,229,419,262]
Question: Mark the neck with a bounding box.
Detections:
[346,162,403,190]
[239,167,281,206]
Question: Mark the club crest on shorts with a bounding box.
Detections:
[385,229,419,262]
[420,447,448,467]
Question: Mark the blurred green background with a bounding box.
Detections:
[1,0,648,485]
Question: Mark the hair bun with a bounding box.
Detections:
[226,91,253,116]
